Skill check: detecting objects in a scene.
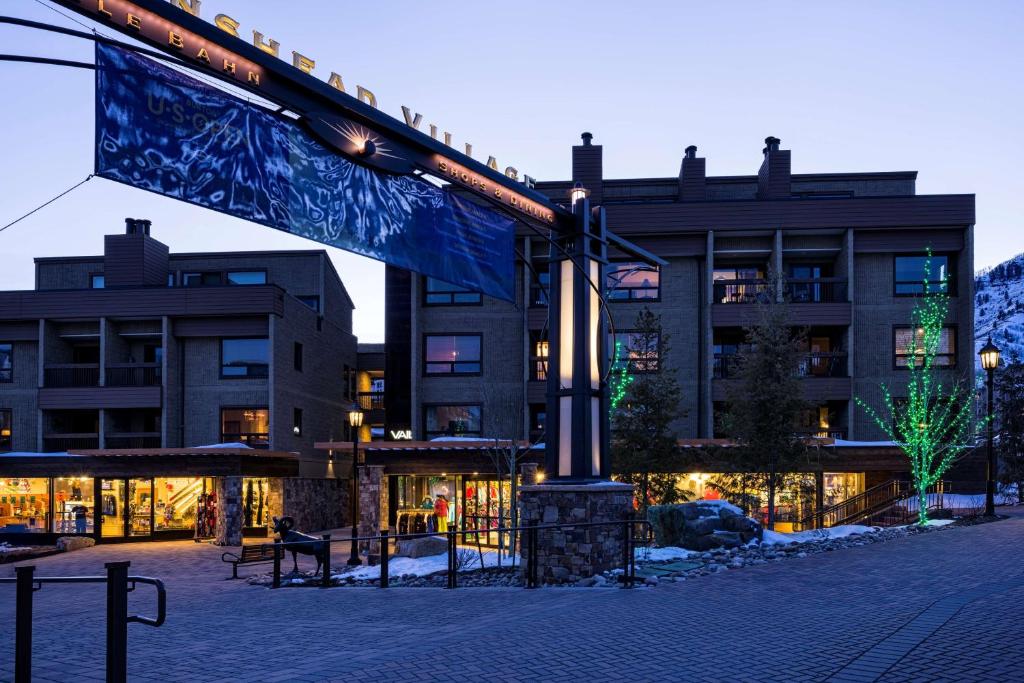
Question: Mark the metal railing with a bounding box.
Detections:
[714,351,848,379]
[357,391,385,410]
[262,519,652,590]
[713,278,849,304]
[105,363,161,387]
[0,561,165,683]
[104,434,161,449]
[795,479,949,530]
[43,364,100,387]
[42,434,99,451]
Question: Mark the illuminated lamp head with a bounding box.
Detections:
[356,138,377,157]
[569,181,589,208]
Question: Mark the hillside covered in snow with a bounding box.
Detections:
[975,254,1024,366]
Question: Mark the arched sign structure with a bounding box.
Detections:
[13,0,665,483]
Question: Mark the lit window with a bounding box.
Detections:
[607,262,659,300]
[226,271,266,285]
[894,327,956,367]
[424,277,481,305]
[221,408,269,448]
[712,266,767,304]
[90,274,105,289]
[424,335,481,375]
[0,409,11,450]
[1,477,49,532]
[424,405,481,438]
[221,338,269,378]
[610,331,660,372]
[530,332,548,380]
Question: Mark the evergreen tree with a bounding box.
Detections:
[611,307,686,513]
[719,276,812,530]
[996,360,1024,505]
[856,253,984,524]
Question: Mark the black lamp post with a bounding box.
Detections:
[979,336,1001,517]
[347,403,364,566]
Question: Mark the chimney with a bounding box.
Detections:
[104,218,169,287]
[678,145,706,201]
[757,136,791,199]
[572,131,603,203]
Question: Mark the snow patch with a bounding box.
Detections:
[336,549,518,581]
[760,525,878,546]
[637,546,693,561]
[192,442,252,449]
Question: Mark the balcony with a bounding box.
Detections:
[357,391,385,411]
[44,364,100,388]
[106,363,161,387]
[711,278,851,327]
[105,433,162,449]
[713,352,851,401]
[798,352,848,378]
[43,434,99,452]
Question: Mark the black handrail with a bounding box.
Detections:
[0,561,165,683]
[262,518,651,590]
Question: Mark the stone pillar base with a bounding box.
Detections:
[214,476,242,546]
[518,481,634,584]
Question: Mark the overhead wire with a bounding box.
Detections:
[0,174,94,234]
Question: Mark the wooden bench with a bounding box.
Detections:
[221,543,277,579]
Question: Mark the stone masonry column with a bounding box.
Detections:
[518,481,634,584]
[215,476,243,546]
[358,465,386,563]
[520,462,538,486]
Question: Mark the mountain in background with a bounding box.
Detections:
[975,254,1024,366]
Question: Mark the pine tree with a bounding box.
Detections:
[719,275,812,530]
[856,252,984,525]
[611,307,686,513]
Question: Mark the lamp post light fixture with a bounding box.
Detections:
[347,403,364,566]
[569,181,589,208]
[979,336,1001,517]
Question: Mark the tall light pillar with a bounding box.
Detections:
[544,194,609,481]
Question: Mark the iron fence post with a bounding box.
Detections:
[14,565,34,683]
[380,530,389,588]
[528,520,539,588]
[622,520,634,588]
[105,561,130,683]
[321,534,331,588]
[272,540,282,589]
[447,531,457,589]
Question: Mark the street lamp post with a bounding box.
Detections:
[979,336,1001,517]
[347,404,364,566]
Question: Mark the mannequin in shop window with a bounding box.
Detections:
[421,495,435,533]
[434,494,449,533]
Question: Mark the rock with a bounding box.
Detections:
[56,536,95,552]
[578,576,597,587]
[687,517,724,535]
[395,535,448,559]
[593,574,607,587]
[712,531,743,549]
[644,576,659,586]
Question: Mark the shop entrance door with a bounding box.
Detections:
[99,478,155,540]
[100,479,125,538]
[128,478,153,537]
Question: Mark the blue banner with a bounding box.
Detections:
[94,44,515,301]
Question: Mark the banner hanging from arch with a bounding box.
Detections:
[94,44,516,301]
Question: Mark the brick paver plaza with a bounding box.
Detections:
[2,510,1023,682]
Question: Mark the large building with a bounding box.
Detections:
[383,135,978,513]
[0,219,357,542]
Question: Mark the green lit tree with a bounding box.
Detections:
[856,253,984,525]
[610,308,686,513]
[608,340,634,412]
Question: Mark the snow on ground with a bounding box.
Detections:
[898,493,985,511]
[334,549,519,581]
[696,499,744,515]
[760,525,879,546]
[637,546,693,561]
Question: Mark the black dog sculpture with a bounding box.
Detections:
[272,516,327,576]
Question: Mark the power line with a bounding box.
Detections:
[0,174,94,234]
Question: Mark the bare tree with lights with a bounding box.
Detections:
[855,253,984,525]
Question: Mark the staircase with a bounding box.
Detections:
[796,479,949,530]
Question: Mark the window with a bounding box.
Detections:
[894,326,956,368]
[424,277,481,305]
[610,331,660,372]
[529,268,550,307]
[0,409,11,451]
[424,335,482,375]
[221,408,269,448]
[895,254,953,296]
[226,271,266,285]
[713,265,767,304]
[220,338,269,378]
[90,274,105,289]
[0,343,11,382]
[293,408,303,436]
[297,295,321,313]
[607,262,659,301]
[1,478,49,532]
[183,272,221,287]
[154,477,211,531]
[529,404,546,439]
[529,331,548,381]
[53,476,94,534]
[167,273,175,287]
[424,405,481,438]
[293,342,303,372]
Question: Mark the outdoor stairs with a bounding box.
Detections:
[796,479,949,530]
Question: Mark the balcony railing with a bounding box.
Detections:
[42,434,99,451]
[797,430,848,440]
[105,433,162,449]
[44,364,99,387]
[714,352,848,379]
[357,392,385,411]
[106,363,162,387]
[713,278,849,304]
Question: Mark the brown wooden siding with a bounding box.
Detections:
[0,286,284,321]
[38,386,162,409]
[173,316,268,338]
[0,321,40,340]
[854,228,964,253]
[712,302,851,327]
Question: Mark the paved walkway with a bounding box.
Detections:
[2,511,1023,682]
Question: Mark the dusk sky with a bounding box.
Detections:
[2,0,1021,341]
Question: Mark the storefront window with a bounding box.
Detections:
[100,479,125,537]
[463,478,513,547]
[0,478,49,532]
[394,475,459,537]
[155,477,211,531]
[53,477,94,534]
[241,477,272,530]
[822,472,865,509]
